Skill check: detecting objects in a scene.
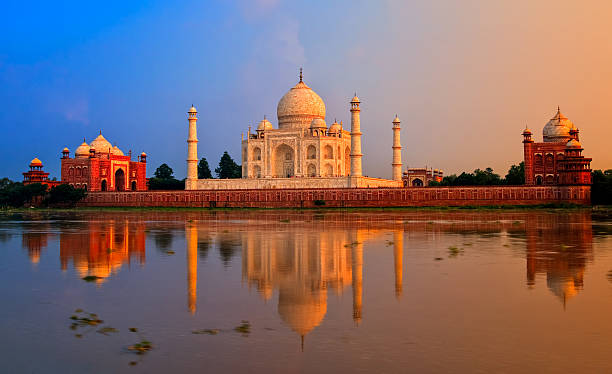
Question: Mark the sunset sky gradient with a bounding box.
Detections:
[1,0,610,180]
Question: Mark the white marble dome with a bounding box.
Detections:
[112,145,124,156]
[90,133,113,154]
[543,108,573,143]
[75,141,90,158]
[310,118,327,129]
[277,79,326,130]
[328,120,341,133]
[257,117,274,131]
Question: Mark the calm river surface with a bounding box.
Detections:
[1,209,611,373]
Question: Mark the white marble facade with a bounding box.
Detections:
[185,71,402,190]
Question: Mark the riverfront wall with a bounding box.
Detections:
[78,185,591,208]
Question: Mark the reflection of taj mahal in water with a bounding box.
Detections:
[19,211,595,339]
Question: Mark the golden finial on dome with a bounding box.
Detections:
[299,67,303,83]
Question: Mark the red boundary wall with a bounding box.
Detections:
[78,185,591,208]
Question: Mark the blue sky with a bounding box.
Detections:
[2,0,611,180]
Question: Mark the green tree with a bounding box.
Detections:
[154,163,174,179]
[215,151,241,179]
[44,184,86,207]
[198,157,213,179]
[0,182,48,207]
[592,169,612,205]
[504,162,525,185]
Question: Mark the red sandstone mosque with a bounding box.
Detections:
[523,108,591,186]
[59,132,148,191]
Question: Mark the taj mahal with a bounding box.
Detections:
[185,70,404,190]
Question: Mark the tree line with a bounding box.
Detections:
[429,162,525,187]
[148,151,241,190]
[0,178,86,208]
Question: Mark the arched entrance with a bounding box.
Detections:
[307,164,316,177]
[412,178,423,187]
[131,181,137,191]
[273,144,294,177]
[535,175,543,185]
[101,180,107,191]
[115,169,126,191]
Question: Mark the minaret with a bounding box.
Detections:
[350,94,362,177]
[392,115,402,181]
[186,221,198,314]
[522,125,534,185]
[187,105,199,184]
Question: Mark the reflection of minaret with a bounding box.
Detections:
[186,222,198,314]
[351,234,363,325]
[393,230,403,299]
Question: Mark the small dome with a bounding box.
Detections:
[566,139,582,148]
[112,145,124,156]
[140,152,147,157]
[392,115,400,124]
[310,118,327,129]
[75,141,90,158]
[328,120,341,133]
[90,133,113,154]
[522,126,532,135]
[257,117,274,131]
[351,95,360,103]
[543,107,573,143]
[29,158,43,167]
[188,105,197,113]
[62,147,70,152]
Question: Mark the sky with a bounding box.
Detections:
[1,0,611,180]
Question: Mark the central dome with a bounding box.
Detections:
[543,107,573,143]
[90,133,113,154]
[277,74,326,130]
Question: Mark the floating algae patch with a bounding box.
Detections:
[192,329,220,335]
[82,275,103,282]
[234,320,251,335]
[448,246,465,258]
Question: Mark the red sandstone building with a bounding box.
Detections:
[523,108,591,186]
[402,167,443,187]
[22,158,62,188]
[60,132,147,191]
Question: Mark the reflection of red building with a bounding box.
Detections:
[60,132,147,191]
[60,220,146,284]
[22,158,62,188]
[524,211,593,306]
[523,108,591,186]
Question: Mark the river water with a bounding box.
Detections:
[0,209,611,373]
